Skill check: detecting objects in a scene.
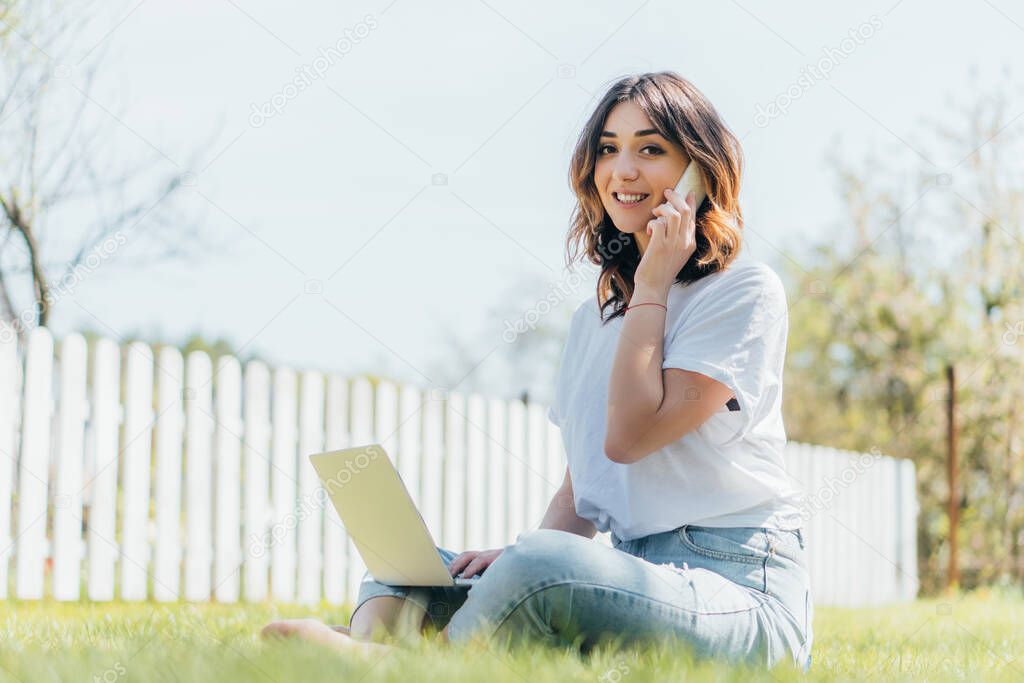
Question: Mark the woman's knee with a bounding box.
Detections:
[444,531,596,647]
[466,530,589,609]
[350,595,428,642]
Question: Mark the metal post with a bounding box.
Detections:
[946,364,959,589]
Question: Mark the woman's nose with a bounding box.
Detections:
[611,157,638,182]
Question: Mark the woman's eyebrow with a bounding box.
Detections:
[598,129,659,138]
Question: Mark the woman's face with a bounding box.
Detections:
[593,100,690,243]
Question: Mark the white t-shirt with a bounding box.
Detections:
[547,255,804,542]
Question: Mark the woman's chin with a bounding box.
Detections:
[605,216,647,235]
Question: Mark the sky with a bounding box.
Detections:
[9,0,1024,404]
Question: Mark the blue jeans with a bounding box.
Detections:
[353,526,813,670]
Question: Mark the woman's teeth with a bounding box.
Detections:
[614,192,649,205]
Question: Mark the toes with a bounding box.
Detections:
[261,618,333,640]
[261,619,306,639]
[260,622,289,639]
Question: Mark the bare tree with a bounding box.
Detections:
[0,0,212,340]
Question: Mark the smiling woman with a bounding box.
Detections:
[261,72,811,672]
[530,71,810,668]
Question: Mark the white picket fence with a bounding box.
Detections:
[0,327,918,607]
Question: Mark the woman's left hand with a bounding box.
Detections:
[634,188,697,293]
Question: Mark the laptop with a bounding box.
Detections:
[309,444,481,587]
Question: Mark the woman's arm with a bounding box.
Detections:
[538,465,596,538]
[605,280,671,441]
[604,282,733,464]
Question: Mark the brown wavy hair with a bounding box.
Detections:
[565,71,745,323]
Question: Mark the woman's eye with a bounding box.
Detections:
[598,144,663,155]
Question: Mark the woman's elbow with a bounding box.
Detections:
[603,436,637,464]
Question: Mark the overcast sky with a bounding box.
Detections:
[18,0,1024,402]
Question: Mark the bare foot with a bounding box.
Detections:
[260,618,392,656]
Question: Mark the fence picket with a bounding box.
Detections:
[465,394,487,550]
[898,459,920,600]
[185,351,214,601]
[297,371,324,605]
[15,327,53,599]
[442,391,467,551]
[270,367,297,602]
[486,398,507,548]
[52,333,87,600]
[323,374,349,604]
[87,338,120,601]
[346,377,373,601]
[396,384,420,507]
[525,402,548,532]
[506,400,526,543]
[0,326,18,598]
[811,445,832,606]
[421,392,444,542]
[154,347,184,601]
[120,342,155,600]
[214,357,243,602]
[243,361,271,601]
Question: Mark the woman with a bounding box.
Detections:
[262,71,813,670]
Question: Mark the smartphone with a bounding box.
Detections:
[674,161,707,211]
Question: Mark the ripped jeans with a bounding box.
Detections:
[353,525,813,670]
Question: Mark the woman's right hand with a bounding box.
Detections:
[448,548,504,579]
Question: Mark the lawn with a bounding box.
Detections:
[0,589,1020,682]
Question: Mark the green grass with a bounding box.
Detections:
[0,589,1021,682]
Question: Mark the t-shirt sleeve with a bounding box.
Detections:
[661,264,788,443]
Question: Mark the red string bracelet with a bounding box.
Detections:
[625,302,667,313]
